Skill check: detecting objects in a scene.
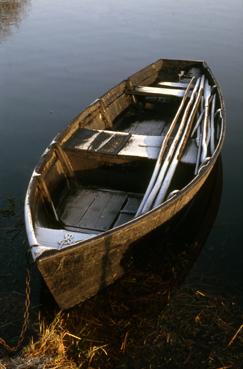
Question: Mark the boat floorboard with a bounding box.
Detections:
[59,187,142,232]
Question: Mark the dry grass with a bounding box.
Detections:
[154,287,243,369]
[58,280,243,369]
[1,279,242,369]
[0,313,78,369]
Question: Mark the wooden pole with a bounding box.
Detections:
[135,77,196,217]
[139,77,201,215]
[153,87,203,206]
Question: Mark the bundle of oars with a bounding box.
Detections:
[136,74,218,217]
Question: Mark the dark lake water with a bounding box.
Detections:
[0,0,243,325]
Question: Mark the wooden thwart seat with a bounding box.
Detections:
[64,128,198,164]
[157,81,190,89]
[127,85,186,98]
[64,128,165,160]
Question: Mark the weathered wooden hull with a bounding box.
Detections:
[25,58,225,309]
[37,160,215,309]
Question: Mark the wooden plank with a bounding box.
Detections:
[158,81,189,89]
[121,196,141,214]
[96,133,131,155]
[61,188,128,231]
[128,86,185,97]
[88,131,112,151]
[123,120,165,135]
[112,195,142,228]
[64,128,164,159]
[128,61,162,86]
[64,129,130,154]
[64,129,99,151]
[105,94,132,122]
[112,213,133,228]
[119,134,162,160]
[64,127,198,163]
[101,81,127,108]
[60,189,97,226]
[80,190,127,231]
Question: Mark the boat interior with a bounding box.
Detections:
[28,59,222,251]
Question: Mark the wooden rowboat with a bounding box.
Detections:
[25,58,225,309]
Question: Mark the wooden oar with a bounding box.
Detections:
[194,89,215,175]
[153,86,203,206]
[194,130,203,175]
[138,77,201,215]
[210,94,216,154]
[191,93,214,138]
[135,77,195,217]
[201,80,211,163]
